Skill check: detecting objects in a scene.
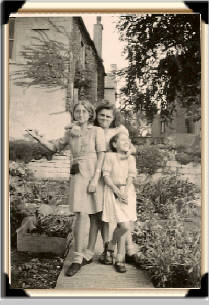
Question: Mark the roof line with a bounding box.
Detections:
[75,17,104,65]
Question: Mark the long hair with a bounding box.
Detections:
[94,100,122,128]
[72,100,95,123]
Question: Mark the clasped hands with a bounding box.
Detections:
[114,186,128,205]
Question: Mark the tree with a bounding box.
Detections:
[116,14,201,123]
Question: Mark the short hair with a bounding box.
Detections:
[72,100,95,123]
[109,132,130,152]
[94,100,122,128]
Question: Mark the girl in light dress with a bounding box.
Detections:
[26,100,106,277]
[102,132,137,273]
[83,101,139,266]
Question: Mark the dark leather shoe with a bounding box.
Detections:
[82,257,93,266]
[114,262,126,273]
[65,263,81,277]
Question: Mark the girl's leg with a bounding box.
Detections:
[99,217,112,264]
[66,212,86,276]
[101,220,109,246]
[88,214,100,252]
[109,221,129,250]
[112,222,130,273]
[125,221,137,256]
[73,212,86,255]
[125,221,141,265]
[116,233,126,263]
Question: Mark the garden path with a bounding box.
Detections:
[55,215,153,291]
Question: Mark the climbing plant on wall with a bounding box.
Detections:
[10,18,88,111]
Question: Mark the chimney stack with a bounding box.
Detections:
[93,16,103,58]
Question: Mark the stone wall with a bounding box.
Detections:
[137,161,201,188]
[136,144,201,188]
[27,151,71,181]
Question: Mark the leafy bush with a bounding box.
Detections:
[175,141,201,165]
[9,140,54,163]
[135,145,168,175]
[10,162,71,248]
[134,175,201,288]
[30,213,74,238]
[175,151,201,165]
[133,218,201,287]
[136,175,200,219]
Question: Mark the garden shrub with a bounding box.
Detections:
[135,145,168,175]
[175,151,201,165]
[9,140,54,163]
[134,175,201,288]
[175,142,201,165]
[133,217,201,287]
[30,212,74,238]
[9,161,71,249]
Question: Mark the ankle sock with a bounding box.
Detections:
[83,248,94,261]
[115,253,125,263]
[72,251,83,264]
[108,241,116,251]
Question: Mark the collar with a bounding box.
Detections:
[116,152,129,160]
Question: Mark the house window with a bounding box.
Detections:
[9,18,15,59]
[80,40,85,68]
[185,118,194,134]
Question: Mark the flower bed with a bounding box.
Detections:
[11,250,65,289]
[16,214,74,256]
[9,161,74,289]
[134,175,201,288]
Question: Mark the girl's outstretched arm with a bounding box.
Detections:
[25,129,69,153]
[25,129,56,152]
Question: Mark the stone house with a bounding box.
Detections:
[151,103,201,146]
[9,16,105,179]
[9,16,105,140]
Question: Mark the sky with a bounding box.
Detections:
[82,14,127,73]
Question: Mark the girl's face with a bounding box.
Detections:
[114,134,131,153]
[73,104,90,125]
[97,108,114,129]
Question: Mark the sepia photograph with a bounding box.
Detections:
[3,1,208,298]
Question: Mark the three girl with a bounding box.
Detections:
[27,99,138,275]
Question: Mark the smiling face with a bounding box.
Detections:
[113,133,131,153]
[97,108,114,129]
[73,104,90,125]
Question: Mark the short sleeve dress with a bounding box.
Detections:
[54,125,106,214]
[102,152,137,223]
